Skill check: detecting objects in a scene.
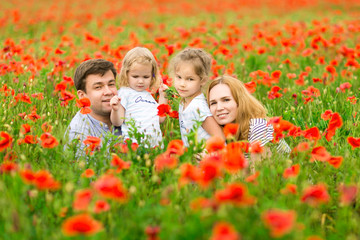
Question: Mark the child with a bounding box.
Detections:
[110,47,167,147]
[169,48,224,147]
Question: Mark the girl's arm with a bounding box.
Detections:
[110,96,125,127]
[202,116,225,140]
[158,83,169,123]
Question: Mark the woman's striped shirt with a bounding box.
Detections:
[248,118,291,154]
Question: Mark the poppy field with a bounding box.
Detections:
[1,0,360,239]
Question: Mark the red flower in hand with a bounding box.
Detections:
[157,104,171,117]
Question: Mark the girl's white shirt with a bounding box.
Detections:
[178,93,212,147]
[118,87,162,147]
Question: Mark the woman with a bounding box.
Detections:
[207,75,291,157]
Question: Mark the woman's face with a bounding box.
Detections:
[208,84,238,126]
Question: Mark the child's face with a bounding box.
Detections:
[174,62,204,101]
[127,62,152,92]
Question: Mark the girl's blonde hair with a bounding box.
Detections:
[207,75,267,141]
[169,48,212,83]
[119,47,161,91]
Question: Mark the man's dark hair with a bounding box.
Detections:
[73,59,117,92]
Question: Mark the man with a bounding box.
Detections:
[66,59,121,155]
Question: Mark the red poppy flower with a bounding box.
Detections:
[0,161,18,174]
[165,44,175,56]
[28,108,41,121]
[325,65,337,75]
[165,139,184,156]
[303,127,321,141]
[268,86,283,99]
[4,151,17,161]
[84,33,100,44]
[111,154,131,172]
[283,164,300,179]
[339,82,352,92]
[92,174,128,202]
[20,169,36,184]
[347,96,357,105]
[271,70,282,79]
[83,136,101,153]
[245,171,260,185]
[249,141,263,154]
[327,156,343,168]
[210,222,240,240]
[169,110,179,119]
[81,169,95,178]
[178,163,200,187]
[76,98,92,114]
[18,135,38,145]
[325,112,343,141]
[347,137,360,149]
[55,82,67,92]
[41,122,53,133]
[280,184,297,195]
[215,183,256,206]
[198,154,222,188]
[223,123,239,138]
[154,153,178,172]
[301,184,330,207]
[321,110,333,121]
[62,213,103,236]
[145,225,161,240]
[262,209,296,238]
[301,86,320,97]
[206,136,225,153]
[268,117,295,138]
[292,142,310,153]
[307,236,324,240]
[222,142,247,173]
[94,200,110,214]
[178,162,199,182]
[338,184,358,206]
[303,97,313,104]
[40,133,59,148]
[310,146,331,162]
[73,189,93,212]
[60,90,76,106]
[0,131,13,152]
[157,104,171,117]
[15,93,32,104]
[115,142,138,153]
[244,81,256,93]
[55,48,65,54]
[20,124,31,134]
[33,170,61,191]
[190,197,216,210]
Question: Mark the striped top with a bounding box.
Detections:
[248,118,291,154]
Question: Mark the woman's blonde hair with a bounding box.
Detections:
[119,47,161,92]
[207,75,267,141]
[168,48,212,83]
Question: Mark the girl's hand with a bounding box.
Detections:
[110,96,121,111]
[159,83,169,97]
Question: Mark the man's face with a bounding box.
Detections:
[78,70,117,120]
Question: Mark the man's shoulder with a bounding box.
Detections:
[68,111,91,129]
[66,112,98,140]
